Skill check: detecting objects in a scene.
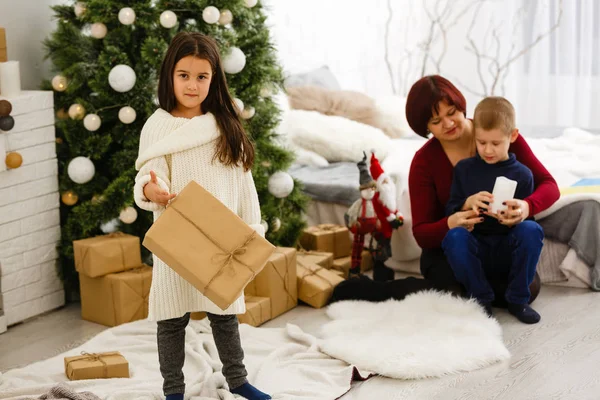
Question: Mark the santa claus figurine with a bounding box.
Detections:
[369,151,404,281]
[344,152,380,277]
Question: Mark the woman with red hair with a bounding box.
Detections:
[406,75,558,303]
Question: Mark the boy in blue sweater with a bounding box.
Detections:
[442,97,543,324]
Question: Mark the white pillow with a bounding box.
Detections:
[372,95,414,138]
[282,109,393,163]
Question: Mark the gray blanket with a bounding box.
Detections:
[24,383,101,400]
[289,162,360,206]
[539,200,600,290]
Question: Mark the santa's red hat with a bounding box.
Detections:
[370,152,385,181]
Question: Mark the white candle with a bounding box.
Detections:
[0,61,21,98]
[491,176,518,214]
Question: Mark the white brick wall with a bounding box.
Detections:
[0,91,64,330]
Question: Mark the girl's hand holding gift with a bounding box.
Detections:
[144,170,176,206]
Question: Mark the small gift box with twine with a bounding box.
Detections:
[297,249,334,269]
[143,181,276,310]
[73,232,142,278]
[64,351,129,381]
[299,224,351,259]
[297,258,344,309]
[245,247,298,319]
[238,296,271,327]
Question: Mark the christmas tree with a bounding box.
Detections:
[43,0,307,298]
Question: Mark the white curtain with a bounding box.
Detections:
[515,0,600,130]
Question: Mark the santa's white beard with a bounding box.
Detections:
[377,178,397,211]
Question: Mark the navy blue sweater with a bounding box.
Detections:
[446,153,534,235]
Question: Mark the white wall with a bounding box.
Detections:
[0,0,66,90]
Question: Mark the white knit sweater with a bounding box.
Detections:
[134,109,265,321]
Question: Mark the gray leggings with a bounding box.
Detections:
[157,312,248,396]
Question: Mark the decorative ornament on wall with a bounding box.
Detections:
[219,10,233,25]
[118,7,136,25]
[223,47,246,74]
[0,115,14,131]
[83,113,101,131]
[160,10,178,28]
[5,152,22,169]
[68,103,86,120]
[268,171,294,198]
[118,106,136,124]
[0,100,12,116]
[108,64,136,92]
[51,75,67,92]
[202,6,220,24]
[67,156,95,184]
[90,22,107,39]
[61,190,79,206]
[119,206,138,224]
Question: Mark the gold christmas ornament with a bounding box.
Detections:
[119,206,138,224]
[56,108,69,120]
[56,137,63,144]
[91,194,105,204]
[271,217,281,232]
[61,190,79,206]
[5,152,23,169]
[51,75,68,92]
[68,103,86,120]
[219,9,233,25]
[241,106,255,119]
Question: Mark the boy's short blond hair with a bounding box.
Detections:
[473,96,516,134]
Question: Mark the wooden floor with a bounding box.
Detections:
[1,284,599,400]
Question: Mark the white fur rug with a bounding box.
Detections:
[319,291,511,380]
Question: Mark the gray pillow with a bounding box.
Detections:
[284,65,341,90]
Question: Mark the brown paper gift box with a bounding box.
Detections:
[142,181,276,311]
[73,233,142,278]
[297,259,344,309]
[80,266,152,327]
[245,247,297,319]
[297,250,333,269]
[64,351,129,380]
[360,250,373,272]
[332,256,351,278]
[238,296,271,327]
[299,224,351,258]
[330,269,345,279]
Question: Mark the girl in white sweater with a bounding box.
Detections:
[134,32,270,400]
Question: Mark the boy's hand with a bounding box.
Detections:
[143,170,176,206]
[464,191,493,214]
[498,199,529,226]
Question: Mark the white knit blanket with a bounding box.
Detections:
[0,319,362,400]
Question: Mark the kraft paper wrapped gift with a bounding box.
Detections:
[238,296,271,327]
[143,181,276,311]
[73,232,142,278]
[80,266,152,327]
[245,247,297,319]
[64,351,129,380]
[331,250,373,278]
[297,250,333,269]
[299,224,351,258]
[297,259,344,309]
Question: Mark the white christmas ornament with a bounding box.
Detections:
[119,206,138,224]
[233,98,244,113]
[90,22,107,39]
[100,218,120,234]
[271,217,281,232]
[108,64,136,92]
[118,106,137,124]
[223,47,246,74]
[202,6,220,24]
[118,7,136,25]
[261,219,269,233]
[268,171,294,198]
[244,0,258,8]
[51,75,67,92]
[219,9,233,25]
[68,156,95,184]
[83,113,101,131]
[241,106,255,119]
[74,2,87,17]
[68,103,86,120]
[160,10,178,28]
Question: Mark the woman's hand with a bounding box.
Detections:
[143,170,176,206]
[448,209,484,232]
[498,199,529,227]
[464,191,493,213]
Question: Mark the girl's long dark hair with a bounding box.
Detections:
[157,32,254,171]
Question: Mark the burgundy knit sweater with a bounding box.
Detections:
[409,135,560,249]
